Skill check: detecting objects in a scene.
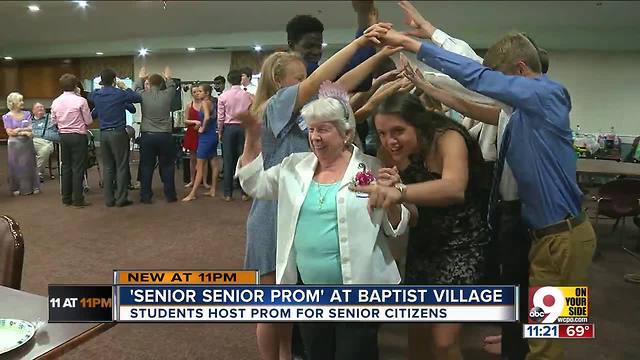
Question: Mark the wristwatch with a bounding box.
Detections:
[394,183,407,202]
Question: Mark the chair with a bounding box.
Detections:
[0,215,25,289]
[595,178,640,258]
[596,178,640,230]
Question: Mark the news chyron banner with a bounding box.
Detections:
[524,286,595,339]
[49,269,518,323]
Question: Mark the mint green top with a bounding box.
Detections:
[293,180,343,284]
[635,145,640,161]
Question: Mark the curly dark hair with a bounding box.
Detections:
[286,15,324,44]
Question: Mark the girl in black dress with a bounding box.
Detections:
[355,92,490,360]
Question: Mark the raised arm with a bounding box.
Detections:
[398,0,482,62]
[296,23,389,111]
[404,68,500,125]
[336,46,403,93]
[236,110,280,200]
[378,30,545,113]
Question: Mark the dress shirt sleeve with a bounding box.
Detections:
[416,42,544,113]
[431,29,484,63]
[50,104,57,124]
[381,205,410,237]
[122,88,143,104]
[125,103,136,114]
[235,153,281,200]
[163,79,177,102]
[133,78,144,93]
[217,95,225,131]
[80,98,93,126]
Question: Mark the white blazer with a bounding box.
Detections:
[237,145,408,285]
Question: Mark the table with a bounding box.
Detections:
[0,286,112,360]
[577,159,640,177]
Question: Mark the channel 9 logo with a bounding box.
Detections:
[528,286,589,324]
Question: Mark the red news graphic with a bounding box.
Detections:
[558,324,595,339]
[528,286,590,324]
[525,286,595,339]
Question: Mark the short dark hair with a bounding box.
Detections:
[148,74,164,87]
[286,15,324,44]
[227,70,242,85]
[539,48,549,74]
[213,75,226,83]
[59,73,78,92]
[99,68,117,86]
[240,67,253,78]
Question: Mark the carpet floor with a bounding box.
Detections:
[0,145,639,359]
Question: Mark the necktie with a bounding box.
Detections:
[487,122,512,230]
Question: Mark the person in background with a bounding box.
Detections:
[76,81,95,111]
[213,75,227,180]
[51,74,93,207]
[134,66,177,204]
[240,67,257,95]
[183,84,219,201]
[286,1,379,92]
[213,75,227,96]
[31,102,59,181]
[2,92,40,196]
[218,69,253,201]
[183,85,209,189]
[90,68,142,207]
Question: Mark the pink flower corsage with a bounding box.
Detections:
[353,163,376,198]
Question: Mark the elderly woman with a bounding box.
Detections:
[237,94,410,360]
[2,92,40,196]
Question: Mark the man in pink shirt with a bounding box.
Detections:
[217,69,253,201]
[51,73,93,208]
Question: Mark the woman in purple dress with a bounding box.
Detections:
[2,92,40,196]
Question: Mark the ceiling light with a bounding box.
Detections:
[28,5,40,12]
[138,48,149,56]
[4,56,13,60]
[253,45,262,52]
[322,42,328,47]
[74,1,88,8]
[187,47,196,52]
[95,52,103,56]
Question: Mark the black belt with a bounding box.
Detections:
[102,127,125,131]
[530,212,587,239]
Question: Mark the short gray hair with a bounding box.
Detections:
[300,97,355,136]
[7,92,23,110]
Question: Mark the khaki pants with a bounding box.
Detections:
[526,218,597,360]
[33,137,54,176]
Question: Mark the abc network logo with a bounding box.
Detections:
[529,287,565,323]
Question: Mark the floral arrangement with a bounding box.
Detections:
[353,163,375,198]
[354,163,376,186]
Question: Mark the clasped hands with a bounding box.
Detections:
[350,166,404,212]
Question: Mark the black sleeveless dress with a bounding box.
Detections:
[401,129,490,285]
